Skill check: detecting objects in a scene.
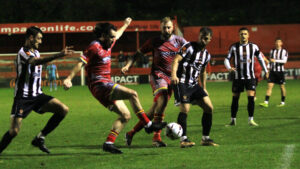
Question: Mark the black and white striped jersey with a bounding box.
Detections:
[269,48,288,72]
[177,42,211,86]
[14,47,43,98]
[225,42,268,80]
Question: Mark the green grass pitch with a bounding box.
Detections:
[0,80,299,169]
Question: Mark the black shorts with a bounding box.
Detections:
[11,94,54,118]
[268,71,285,85]
[173,83,208,105]
[232,79,256,93]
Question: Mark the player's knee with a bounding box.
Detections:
[129,90,139,99]
[60,105,69,116]
[9,128,20,137]
[124,113,131,122]
[205,105,213,114]
[121,112,131,123]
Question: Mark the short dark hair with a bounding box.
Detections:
[200,27,213,36]
[239,27,249,32]
[93,23,117,38]
[25,26,42,39]
[275,37,282,41]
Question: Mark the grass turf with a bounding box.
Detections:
[0,80,299,169]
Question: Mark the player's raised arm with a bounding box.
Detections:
[63,61,84,90]
[115,17,132,40]
[171,54,183,85]
[29,46,74,66]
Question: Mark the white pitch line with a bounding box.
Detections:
[280,144,295,169]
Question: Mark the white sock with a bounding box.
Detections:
[37,132,45,139]
[145,121,152,128]
[231,118,236,122]
[202,136,210,140]
[249,117,254,121]
[180,136,187,142]
[105,141,113,144]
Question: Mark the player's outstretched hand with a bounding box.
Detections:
[63,78,72,90]
[230,67,236,72]
[61,46,74,57]
[121,65,130,74]
[124,17,132,26]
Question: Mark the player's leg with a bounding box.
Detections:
[197,96,218,146]
[227,79,242,126]
[32,97,69,153]
[277,84,286,107]
[125,102,155,146]
[53,78,57,91]
[49,79,53,91]
[103,100,131,154]
[177,103,195,148]
[0,117,23,154]
[254,78,259,101]
[247,89,258,126]
[260,82,274,107]
[111,85,166,134]
[227,92,240,126]
[152,90,169,147]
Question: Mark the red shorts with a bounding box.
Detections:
[89,82,118,109]
[150,71,172,102]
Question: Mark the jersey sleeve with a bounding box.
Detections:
[178,42,192,58]
[19,50,34,64]
[226,45,235,60]
[140,38,153,54]
[178,36,188,46]
[80,44,98,64]
[203,53,211,68]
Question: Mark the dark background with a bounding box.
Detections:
[0,0,299,26]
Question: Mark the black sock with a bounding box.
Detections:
[231,96,239,118]
[177,112,187,137]
[281,96,285,102]
[248,96,255,117]
[265,95,270,102]
[0,131,16,153]
[202,113,212,136]
[41,113,65,136]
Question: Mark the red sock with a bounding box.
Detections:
[135,110,150,125]
[128,120,144,136]
[153,130,162,141]
[106,130,119,143]
[153,113,164,141]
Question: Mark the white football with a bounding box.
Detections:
[165,122,183,140]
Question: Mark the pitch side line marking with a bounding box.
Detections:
[280,144,295,169]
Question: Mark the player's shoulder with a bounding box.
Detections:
[229,42,240,49]
[181,41,193,53]
[248,41,259,48]
[172,35,186,41]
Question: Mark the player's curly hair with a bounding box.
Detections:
[200,27,213,36]
[25,26,42,39]
[93,23,117,38]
